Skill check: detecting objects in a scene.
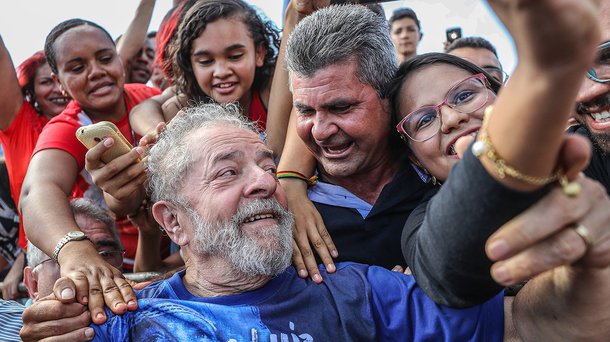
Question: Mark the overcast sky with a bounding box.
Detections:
[0,1,515,73]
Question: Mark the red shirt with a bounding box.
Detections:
[249,90,267,130]
[33,84,161,268]
[0,101,48,249]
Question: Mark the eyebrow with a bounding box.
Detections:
[257,149,275,161]
[64,48,114,66]
[192,43,247,57]
[211,150,244,164]
[95,239,121,250]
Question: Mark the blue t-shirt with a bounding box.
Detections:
[92,263,504,341]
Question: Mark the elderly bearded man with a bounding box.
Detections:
[51,103,608,341]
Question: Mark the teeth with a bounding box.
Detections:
[243,214,274,223]
[592,111,610,122]
[216,83,234,88]
[449,144,456,155]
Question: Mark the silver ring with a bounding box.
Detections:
[573,224,594,251]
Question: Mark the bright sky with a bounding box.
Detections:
[0,0,515,72]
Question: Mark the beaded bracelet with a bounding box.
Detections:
[277,171,318,186]
[472,106,580,197]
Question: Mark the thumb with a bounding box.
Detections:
[53,276,78,303]
[455,135,475,159]
[557,134,591,181]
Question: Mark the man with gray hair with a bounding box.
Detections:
[0,198,123,342]
[15,102,601,341]
[23,198,124,302]
[284,4,431,275]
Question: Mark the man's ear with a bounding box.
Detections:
[152,201,189,246]
[418,32,424,41]
[23,266,39,301]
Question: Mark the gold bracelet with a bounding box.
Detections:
[472,105,562,186]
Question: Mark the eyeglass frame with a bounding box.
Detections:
[482,66,509,85]
[395,73,492,142]
[586,41,610,83]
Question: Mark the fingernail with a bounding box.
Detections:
[135,146,145,157]
[103,137,114,147]
[298,269,308,278]
[313,274,322,283]
[85,327,94,340]
[392,266,400,272]
[326,263,335,273]
[127,300,136,307]
[96,312,105,320]
[82,296,88,304]
[488,240,510,259]
[331,250,338,258]
[61,288,74,299]
[493,266,511,284]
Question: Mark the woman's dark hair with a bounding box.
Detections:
[16,51,47,111]
[172,0,280,103]
[44,18,114,75]
[386,52,502,133]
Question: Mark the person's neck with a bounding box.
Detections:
[85,95,126,122]
[182,255,270,297]
[321,150,401,205]
[238,91,253,117]
[398,52,416,64]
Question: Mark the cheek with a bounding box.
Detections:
[295,118,313,142]
[34,85,53,98]
[194,68,212,91]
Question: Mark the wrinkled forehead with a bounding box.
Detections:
[600,0,610,42]
[188,124,269,165]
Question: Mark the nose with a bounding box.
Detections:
[439,106,470,134]
[213,60,232,79]
[311,112,339,142]
[576,77,610,104]
[88,61,106,80]
[244,167,277,199]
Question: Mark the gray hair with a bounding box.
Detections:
[26,198,121,267]
[26,241,47,269]
[285,4,398,97]
[148,103,257,205]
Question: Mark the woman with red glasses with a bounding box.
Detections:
[386,42,610,307]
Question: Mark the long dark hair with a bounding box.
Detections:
[386,52,502,136]
[171,0,280,103]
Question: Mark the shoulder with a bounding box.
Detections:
[124,84,162,104]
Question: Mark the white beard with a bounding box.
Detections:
[187,198,294,277]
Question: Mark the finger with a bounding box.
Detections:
[455,135,475,159]
[105,163,147,199]
[294,227,323,283]
[404,267,413,275]
[20,302,90,342]
[84,137,113,170]
[114,276,138,311]
[53,275,85,304]
[306,222,336,273]
[155,121,166,134]
[37,326,95,342]
[85,274,107,325]
[97,272,128,316]
[291,239,309,278]
[486,178,592,261]
[314,213,338,258]
[392,265,404,272]
[490,228,587,285]
[556,134,591,180]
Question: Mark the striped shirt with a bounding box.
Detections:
[0,299,23,342]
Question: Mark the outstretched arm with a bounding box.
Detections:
[117,0,156,70]
[21,150,137,324]
[0,34,24,131]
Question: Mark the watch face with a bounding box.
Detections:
[67,231,85,239]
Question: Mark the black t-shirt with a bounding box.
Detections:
[311,160,431,270]
[567,125,610,194]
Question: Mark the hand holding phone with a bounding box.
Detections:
[76,121,133,163]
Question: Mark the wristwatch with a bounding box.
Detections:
[52,231,89,262]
